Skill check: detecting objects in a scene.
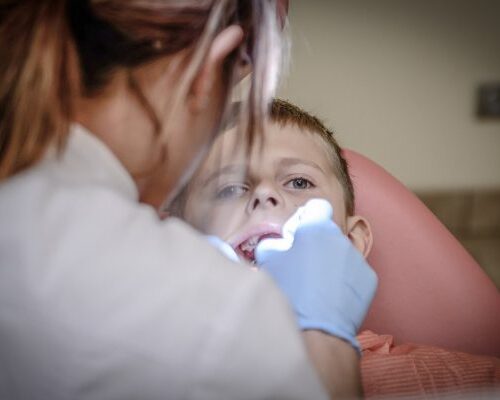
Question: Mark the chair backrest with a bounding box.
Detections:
[343,149,500,357]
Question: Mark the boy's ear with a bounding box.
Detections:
[346,215,373,258]
[189,25,244,112]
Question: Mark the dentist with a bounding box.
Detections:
[0,1,376,399]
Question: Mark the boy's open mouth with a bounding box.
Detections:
[235,232,282,264]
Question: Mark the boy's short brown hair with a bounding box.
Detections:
[269,99,355,215]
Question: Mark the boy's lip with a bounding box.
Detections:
[229,222,283,250]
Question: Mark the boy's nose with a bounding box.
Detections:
[247,184,283,213]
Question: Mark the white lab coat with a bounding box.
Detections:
[0,125,327,400]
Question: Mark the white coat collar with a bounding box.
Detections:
[55,124,139,200]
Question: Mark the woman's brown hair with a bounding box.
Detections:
[0,0,286,180]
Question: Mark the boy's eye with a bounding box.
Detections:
[216,184,248,200]
[285,177,315,190]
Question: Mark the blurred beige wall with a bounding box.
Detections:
[279,0,500,191]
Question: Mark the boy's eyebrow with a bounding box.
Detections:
[200,164,247,186]
[278,157,326,174]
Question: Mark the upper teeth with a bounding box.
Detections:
[240,235,260,252]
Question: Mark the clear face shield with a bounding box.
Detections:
[160,0,289,261]
[164,98,256,226]
[165,110,263,264]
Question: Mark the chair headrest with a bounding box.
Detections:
[344,149,500,356]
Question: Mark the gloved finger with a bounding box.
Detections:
[255,236,293,265]
[206,235,240,263]
[257,199,336,264]
[282,198,334,240]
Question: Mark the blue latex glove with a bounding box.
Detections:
[206,235,240,263]
[255,199,378,352]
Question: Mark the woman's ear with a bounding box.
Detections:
[189,25,244,112]
[346,215,373,258]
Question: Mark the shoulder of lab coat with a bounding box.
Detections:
[0,125,327,400]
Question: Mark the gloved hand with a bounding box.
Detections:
[255,199,378,352]
[206,235,240,263]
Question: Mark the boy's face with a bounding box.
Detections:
[182,121,372,264]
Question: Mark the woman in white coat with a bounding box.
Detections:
[0,1,376,399]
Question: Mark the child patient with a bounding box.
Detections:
[168,99,500,398]
[169,98,373,265]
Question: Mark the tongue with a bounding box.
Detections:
[241,248,255,262]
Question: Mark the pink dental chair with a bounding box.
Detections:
[343,149,500,357]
